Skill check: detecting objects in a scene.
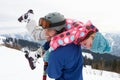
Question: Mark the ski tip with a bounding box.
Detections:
[27,9,34,14]
[18,16,23,22]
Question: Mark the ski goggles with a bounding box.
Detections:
[39,18,50,29]
[39,18,66,29]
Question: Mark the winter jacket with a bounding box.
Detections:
[46,43,83,80]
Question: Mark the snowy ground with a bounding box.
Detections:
[0,46,120,80]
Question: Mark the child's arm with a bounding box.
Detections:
[49,25,86,52]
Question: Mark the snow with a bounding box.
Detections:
[0,46,120,80]
[82,52,93,60]
[83,66,120,80]
[0,46,43,80]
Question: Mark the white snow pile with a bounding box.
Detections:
[0,46,120,80]
[82,52,93,60]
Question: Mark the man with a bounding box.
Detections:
[18,10,84,80]
[18,10,111,80]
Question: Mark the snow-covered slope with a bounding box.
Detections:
[0,46,120,80]
[83,66,120,80]
[0,46,43,80]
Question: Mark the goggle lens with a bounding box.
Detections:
[39,18,50,29]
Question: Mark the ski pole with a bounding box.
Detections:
[43,62,48,80]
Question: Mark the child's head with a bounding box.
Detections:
[80,21,98,49]
[90,32,111,53]
[81,31,111,53]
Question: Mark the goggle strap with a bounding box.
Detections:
[50,20,66,27]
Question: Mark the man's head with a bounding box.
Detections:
[39,12,66,31]
[39,12,66,41]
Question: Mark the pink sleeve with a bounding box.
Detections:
[50,28,77,50]
[49,27,85,51]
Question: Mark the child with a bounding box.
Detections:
[39,13,111,63]
[38,15,111,64]
[43,19,98,62]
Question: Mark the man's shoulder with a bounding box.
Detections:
[51,43,81,55]
[56,43,77,49]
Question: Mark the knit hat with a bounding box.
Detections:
[44,12,66,31]
[90,32,111,53]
